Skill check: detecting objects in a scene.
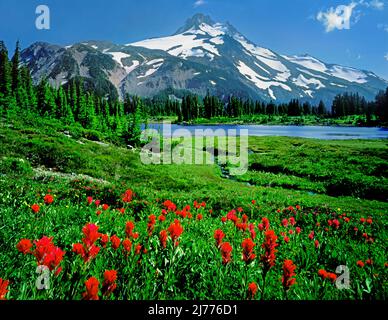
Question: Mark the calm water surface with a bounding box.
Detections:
[145,124,388,140]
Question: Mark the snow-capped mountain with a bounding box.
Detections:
[20,13,387,104]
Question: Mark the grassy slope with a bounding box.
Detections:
[0,116,387,299]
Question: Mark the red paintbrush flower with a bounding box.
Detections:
[196,214,203,220]
[168,219,183,245]
[214,229,225,247]
[33,236,65,272]
[44,194,54,204]
[163,200,177,212]
[110,235,121,250]
[147,214,156,236]
[242,238,256,264]
[100,234,109,248]
[83,277,99,300]
[261,230,278,270]
[16,239,33,254]
[102,270,117,296]
[159,230,168,249]
[0,278,9,300]
[247,282,258,299]
[31,204,40,213]
[122,189,134,203]
[125,221,135,238]
[122,239,132,254]
[282,259,297,290]
[220,242,232,265]
[87,196,93,205]
[357,260,365,268]
[82,223,101,247]
[249,223,256,240]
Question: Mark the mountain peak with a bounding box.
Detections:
[175,13,216,34]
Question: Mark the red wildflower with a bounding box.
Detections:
[366,218,373,225]
[82,223,101,247]
[295,227,301,234]
[100,234,109,248]
[159,230,168,248]
[197,214,203,221]
[96,210,102,216]
[318,269,328,279]
[102,270,117,296]
[282,219,288,227]
[83,277,99,300]
[262,217,270,230]
[318,269,337,282]
[147,214,157,236]
[289,229,294,235]
[158,215,166,222]
[251,200,256,205]
[125,221,135,238]
[135,244,142,255]
[247,282,258,299]
[220,242,232,265]
[221,217,227,223]
[314,240,320,248]
[295,205,301,210]
[226,209,237,221]
[308,231,315,240]
[31,204,40,213]
[327,273,337,282]
[122,239,132,253]
[107,235,119,250]
[17,239,33,254]
[33,236,65,272]
[201,201,206,208]
[214,229,225,247]
[242,238,256,263]
[122,189,134,203]
[117,208,125,214]
[282,259,297,290]
[357,260,365,268]
[289,217,296,226]
[168,219,184,245]
[102,204,109,211]
[87,196,93,205]
[283,236,290,243]
[261,230,278,270]
[238,207,244,213]
[94,200,101,206]
[332,219,340,229]
[249,223,256,240]
[163,200,177,212]
[44,194,54,205]
[366,259,373,265]
[0,278,9,300]
[73,243,86,257]
[360,217,365,223]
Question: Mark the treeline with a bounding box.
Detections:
[143,89,388,124]
[0,41,143,145]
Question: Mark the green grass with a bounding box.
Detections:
[0,115,387,300]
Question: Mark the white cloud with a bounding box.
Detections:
[385,53,388,61]
[317,2,358,32]
[194,0,206,7]
[377,23,388,32]
[360,0,385,10]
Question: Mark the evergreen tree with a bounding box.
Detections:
[11,41,20,94]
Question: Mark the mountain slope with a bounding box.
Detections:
[20,13,388,104]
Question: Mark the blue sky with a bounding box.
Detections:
[0,0,387,79]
